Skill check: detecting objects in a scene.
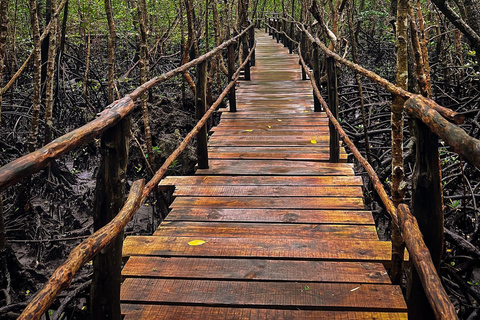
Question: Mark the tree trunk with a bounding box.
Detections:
[28,0,42,153]
[137,0,155,166]
[0,0,8,125]
[104,0,115,104]
[389,0,409,284]
[44,0,58,144]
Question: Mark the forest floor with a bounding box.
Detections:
[1,32,480,319]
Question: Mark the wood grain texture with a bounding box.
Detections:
[122,304,407,319]
[171,185,363,197]
[122,257,390,283]
[169,196,364,209]
[160,175,363,186]
[154,221,379,240]
[195,160,353,176]
[120,278,407,311]
[123,236,392,262]
[165,208,375,225]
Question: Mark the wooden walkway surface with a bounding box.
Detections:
[120,30,408,319]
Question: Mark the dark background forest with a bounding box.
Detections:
[0,0,480,319]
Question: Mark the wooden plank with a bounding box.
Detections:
[123,236,392,263]
[120,279,407,311]
[122,304,407,320]
[154,221,379,240]
[160,175,363,187]
[195,160,354,176]
[211,129,329,136]
[216,120,328,127]
[208,136,331,147]
[172,185,363,197]
[122,257,391,284]
[208,150,333,161]
[169,196,364,210]
[165,208,375,225]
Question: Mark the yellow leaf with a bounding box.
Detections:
[303,110,309,113]
[277,119,282,122]
[188,240,207,246]
[310,139,317,144]
[243,129,253,132]
[267,125,272,128]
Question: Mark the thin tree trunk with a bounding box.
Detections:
[137,0,155,165]
[44,0,58,144]
[28,0,42,153]
[104,0,115,104]
[389,0,409,284]
[0,0,8,125]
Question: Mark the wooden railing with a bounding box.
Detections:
[0,24,255,320]
[262,11,479,320]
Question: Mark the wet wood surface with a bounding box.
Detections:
[120,30,406,318]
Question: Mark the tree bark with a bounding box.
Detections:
[137,0,155,166]
[104,0,115,104]
[0,0,8,125]
[28,0,42,153]
[44,0,58,144]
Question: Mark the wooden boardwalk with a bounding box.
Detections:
[120,31,407,319]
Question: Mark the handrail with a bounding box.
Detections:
[265,22,299,45]
[0,24,254,192]
[298,44,458,320]
[16,38,257,320]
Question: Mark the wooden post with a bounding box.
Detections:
[300,32,307,80]
[326,57,340,163]
[91,117,130,320]
[288,21,293,54]
[196,61,209,169]
[407,119,444,320]
[275,19,280,43]
[312,43,321,112]
[249,26,255,67]
[227,43,236,112]
[242,33,251,81]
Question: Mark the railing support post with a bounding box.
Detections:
[312,43,321,112]
[300,32,307,80]
[242,33,251,81]
[196,61,209,169]
[407,119,444,320]
[275,20,280,43]
[326,57,340,163]
[91,117,130,320]
[249,26,256,67]
[227,43,236,112]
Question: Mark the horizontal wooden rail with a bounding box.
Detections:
[298,44,458,320]
[0,24,254,192]
[299,25,464,125]
[16,40,257,320]
[405,97,480,169]
[265,22,299,45]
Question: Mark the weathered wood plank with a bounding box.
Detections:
[122,257,390,283]
[122,304,408,320]
[170,196,364,210]
[154,221,379,240]
[123,236,392,263]
[211,129,329,136]
[165,208,375,225]
[120,279,407,311]
[195,160,353,176]
[160,175,363,186]
[171,185,363,197]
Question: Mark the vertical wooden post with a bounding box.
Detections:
[249,26,255,67]
[407,119,444,320]
[242,33,251,80]
[288,21,293,54]
[326,57,340,163]
[265,17,268,33]
[227,43,236,112]
[196,61,209,169]
[300,32,307,80]
[312,43,321,112]
[275,19,280,43]
[91,117,130,320]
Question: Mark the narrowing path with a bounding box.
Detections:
[119,30,407,319]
